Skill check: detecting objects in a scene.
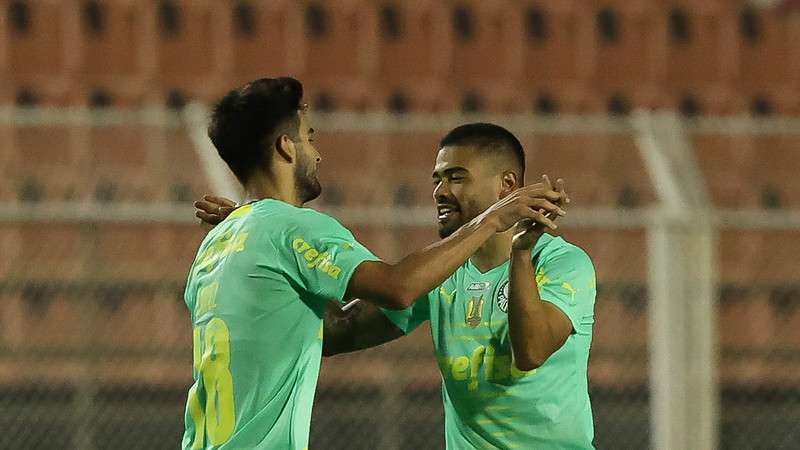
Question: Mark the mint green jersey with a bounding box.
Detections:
[182,199,379,450]
[384,234,596,449]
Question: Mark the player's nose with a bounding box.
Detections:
[433,179,448,198]
[433,184,452,203]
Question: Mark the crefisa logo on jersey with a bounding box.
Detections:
[496,280,510,313]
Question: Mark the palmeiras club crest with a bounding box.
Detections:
[496,280,510,313]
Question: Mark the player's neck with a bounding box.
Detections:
[244,171,303,207]
[470,230,513,273]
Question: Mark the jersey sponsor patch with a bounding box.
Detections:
[496,280,509,313]
[292,237,343,279]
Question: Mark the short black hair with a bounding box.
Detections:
[439,122,525,177]
[208,77,304,184]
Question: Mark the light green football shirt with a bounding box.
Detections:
[384,234,596,449]
[182,199,379,450]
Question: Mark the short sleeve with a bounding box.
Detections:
[535,245,596,336]
[381,292,431,334]
[279,209,381,302]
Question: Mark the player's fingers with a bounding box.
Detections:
[526,198,566,216]
[532,208,559,230]
[555,178,570,205]
[519,188,562,202]
[194,200,219,214]
[518,182,545,193]
[204,195,237,208]
[542,174,553,191]
[196,210,223,225]
[520,206,558,229]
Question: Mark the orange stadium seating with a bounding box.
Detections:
[372,2,444,112]
[1,3,799,445]
[78,1,145,107]
[227,2,292,87]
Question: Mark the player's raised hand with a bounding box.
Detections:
[554,175,569,206]
[512,177,569,250]
[194,195,237,227]
[479,175,566,233]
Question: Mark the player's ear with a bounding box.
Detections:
[274,134,295,163]
[498,171,518,198]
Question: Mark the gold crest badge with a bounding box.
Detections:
[465,296,485,328]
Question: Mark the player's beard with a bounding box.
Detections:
[437,198,486,238]
[438,213,462,238]
[295,150,322,204]
[437,200,468,238]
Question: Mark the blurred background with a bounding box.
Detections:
[1,0,799,449]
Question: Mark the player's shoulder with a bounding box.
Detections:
[538,234,594,270]
[249,199,343,228]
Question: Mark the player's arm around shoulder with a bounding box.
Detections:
[276,207,384,302]
[507,240,595,371]
[322,300,405,356]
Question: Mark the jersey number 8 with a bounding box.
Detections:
[188,317,236,448]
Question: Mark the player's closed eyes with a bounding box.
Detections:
[433,176,466,186]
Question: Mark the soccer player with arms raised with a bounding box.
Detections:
[183,79,566,450]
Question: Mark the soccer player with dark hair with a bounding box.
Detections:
[182,79,567,449]
[329,123,595,448]
[199,120,595,448]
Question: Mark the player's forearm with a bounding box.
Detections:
[348,216,496,309]
[386,216,497,307]
[508,249,557,371]
[322,301,403,356]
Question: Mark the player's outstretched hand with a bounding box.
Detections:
[194,195,237,227]
[512,177,569,250]
[480,175,566,233]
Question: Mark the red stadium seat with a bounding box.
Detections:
[86,125,156,202]
[371,2,445,112]
[692,135,759,208]
[690,117,800,212]
[161,128,212,203]
[6,2,66,82]
[442,1,518,111]
[738,9,797,91]
[748,135,800,208]
[298,3,370,110]
[591,3,652,97]
[522,133,657,207]
[78,1,145,105]
[90,224,203,281]
[519,4,582,89]
[569,229,649,284]
[11,125,79,202]
[153,1,219,103]
[661,5,729,104]
[313,131,392,207]
[15,224,85,280]
[228,2,292,86]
